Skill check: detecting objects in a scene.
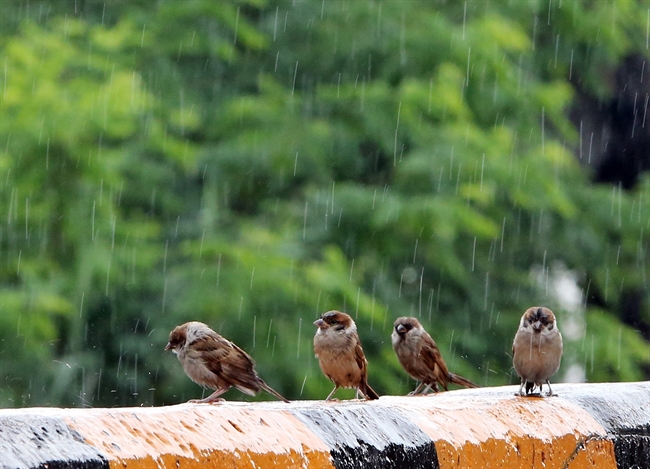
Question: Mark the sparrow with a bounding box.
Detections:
[512,306,563,396]
[313,310,379,400]
[165,321,289,403]
[391,317,479,394]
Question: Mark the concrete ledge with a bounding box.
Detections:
[0,382,648,469]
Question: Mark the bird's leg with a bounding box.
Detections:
[191,387,228,404]
[545,379,556,397]
[325,385,340,401]
[421,383,433,395]
[409,381,426,396]
[517,380,526,396]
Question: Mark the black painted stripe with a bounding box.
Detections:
[555,382,650,469]
[0,415,108,469]
[291,403,438,469]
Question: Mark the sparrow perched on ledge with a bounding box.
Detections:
[165,321,289,403]
[391,317,479,394]
[512,306,563,396]
[313,310,379,400]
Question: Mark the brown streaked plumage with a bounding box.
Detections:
[165,321,289,403]
[391,316,479,394]
[313,310,379,400]
[512,306,563,396]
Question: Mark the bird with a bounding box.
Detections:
[165,321,289,403]
[391,316,479,394]
[313,310,379,400]
[512,306,563,396]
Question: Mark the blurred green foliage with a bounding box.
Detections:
[0,0,649,407]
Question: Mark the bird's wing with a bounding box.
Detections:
[189,333,232,370]
[222,343,261,395]
[354,336,369,376]
[419,332,450,389]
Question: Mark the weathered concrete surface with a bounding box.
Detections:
[292,404,438,469]
[552,382,650,469]
[0,381,648,469]
[0,414,107,469]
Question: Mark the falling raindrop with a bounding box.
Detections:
[355,287,360,318]
[24,196,30,240]
[471,237,476,271]
[266,319,273,348]
[163,239,168,272]
[483,272,489,310]
[131,353,139,398]
[394,101,401,166]
[162,278,168,314]
[216,253,222,286]
[296,317,302,358]
[291,61,299,95]
[252,316,256,349]
[462,1,467,40]
[412,238,418,263]
[590,334,595,373]
[199,228,205,257]
[427,288,434,321]
[300,374,307,396]
[105,259,110,295]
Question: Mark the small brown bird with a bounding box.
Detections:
[313,310,379,400]
[165,321,289,403]
[392,317,479,394]
[512,306,563,396]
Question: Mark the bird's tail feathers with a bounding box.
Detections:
[449,372,479,388]
[361,380,380,400]
[260,381,290,403]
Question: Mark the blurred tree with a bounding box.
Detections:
[0,0,648,407]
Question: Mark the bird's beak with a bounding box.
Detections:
[164,342,172,351]
[314,318,325,328]
[396,324,406,334]
[532,321,542,332]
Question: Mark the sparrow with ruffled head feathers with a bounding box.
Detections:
[392,316,479,394]
[313,310,379,400]
[165,321,289,403]
[512,306,563,396]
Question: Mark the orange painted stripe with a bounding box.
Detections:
[381,390,617,469]
[61,403,334,469]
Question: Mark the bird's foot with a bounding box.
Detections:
[189,397,225,404]
[515,391,542,397]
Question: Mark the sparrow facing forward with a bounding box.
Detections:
[512,306,563,396]
[165,321,289,403]
[313,310,379,400]
[391,317,479,394]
